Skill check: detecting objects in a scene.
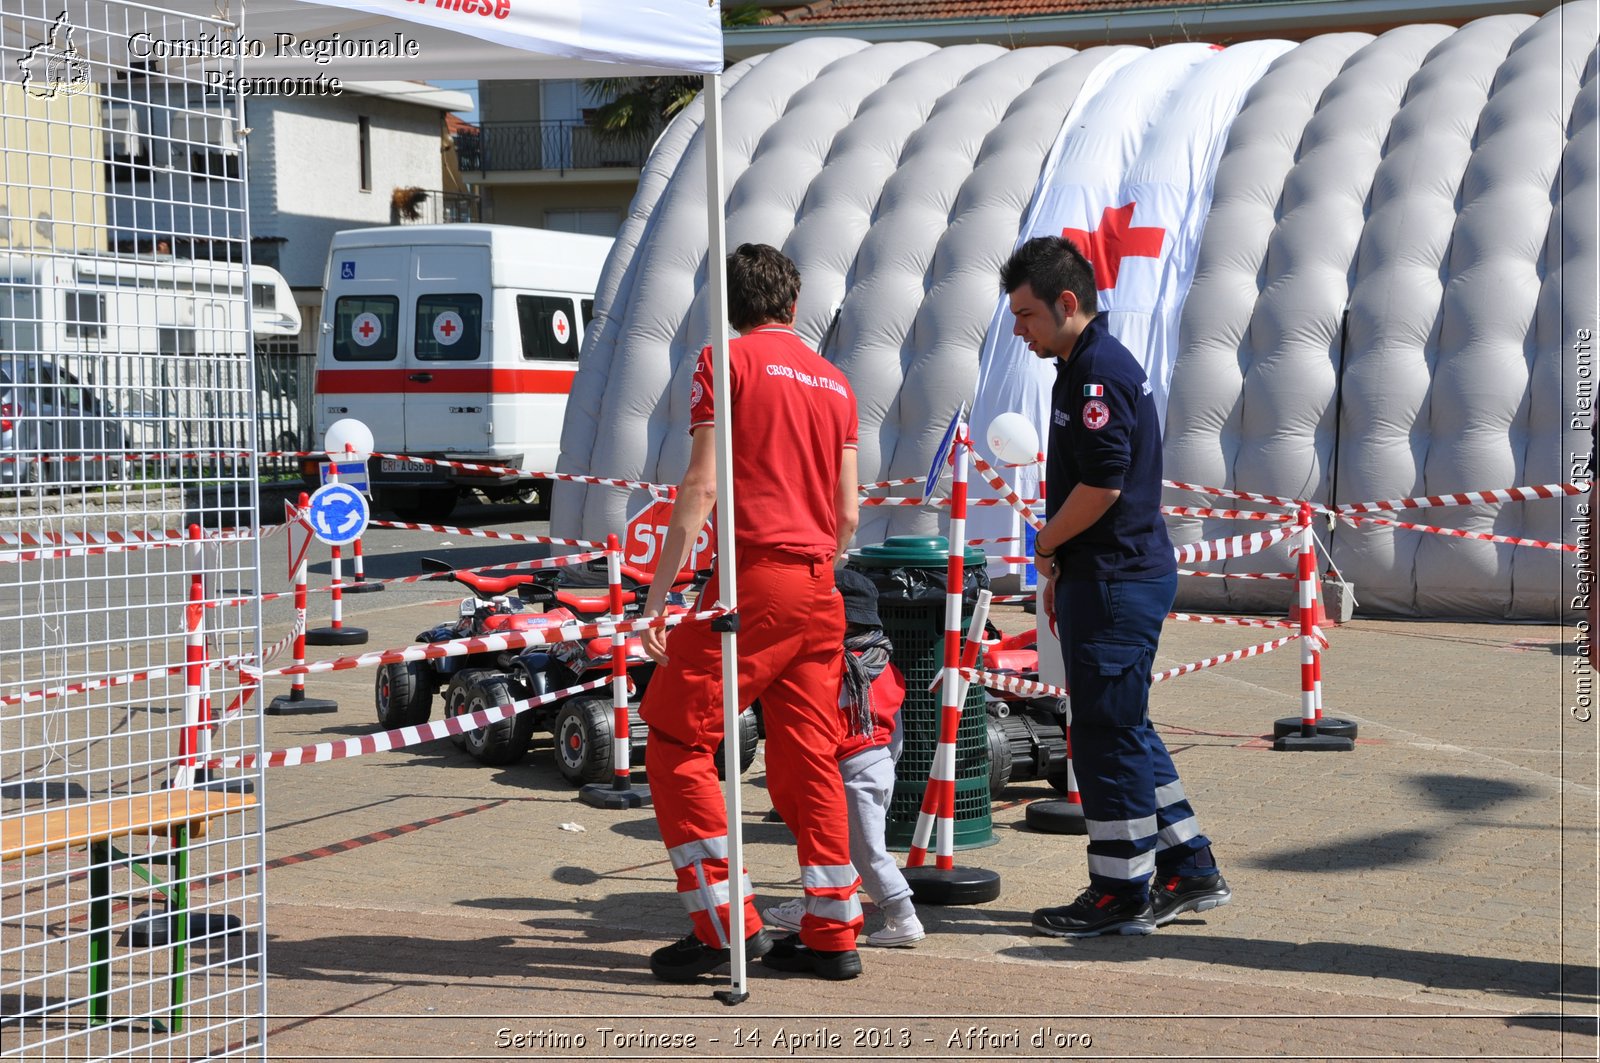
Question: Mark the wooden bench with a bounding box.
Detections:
[1,790,257,1030]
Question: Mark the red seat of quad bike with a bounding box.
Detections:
[986,648,1038,674]
[555,591,618,614]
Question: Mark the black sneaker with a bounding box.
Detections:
[1032,887,1155,938]
[650,927,773,983]
[759,933,863,980]
[1150,871,1232,927]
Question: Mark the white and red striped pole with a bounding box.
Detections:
[268,493,339,713]
[902,431,1000,903]
[1274,504,1352,751]
[581,532,645,808]
[1296,506,1317,732]
[176,524,205,789]
[345,441,383,595]
[305,459,369,647]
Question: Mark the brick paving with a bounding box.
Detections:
[248,572,1597,1061]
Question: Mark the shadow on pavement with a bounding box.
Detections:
[1003,935,1595,1005]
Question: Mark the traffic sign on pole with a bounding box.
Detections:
[306,484,370,547]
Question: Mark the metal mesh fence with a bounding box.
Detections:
[1,2,267,1058]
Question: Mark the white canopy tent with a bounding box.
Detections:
[2,0,760,1001]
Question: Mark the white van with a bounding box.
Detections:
[313,224,612,522]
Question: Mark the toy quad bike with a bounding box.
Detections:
[374,556,758,786]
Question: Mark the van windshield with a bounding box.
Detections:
[332,296,399,361]
[415,294,482,361]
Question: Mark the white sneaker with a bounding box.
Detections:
[762,898,805,933]
[866,911,924,947]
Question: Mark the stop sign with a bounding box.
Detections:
[623,496,714,580]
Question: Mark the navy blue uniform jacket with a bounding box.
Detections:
[1044,315,1176,582]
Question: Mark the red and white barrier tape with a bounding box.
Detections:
[968,450,1045,532]
[859,477,924,491]
[252,606,728,680]
[1334,511,1577,552]
[1163,480,1303,508]
[962,631,1312,697]
[965,536,1021,547]
[1173,523,1295,566]
[1,663,186,707]
[0,449,255,464]
[369,520,606,549]
[859,496,1041,508]
[1335,481,1587,514]
[1168,612,1297,629]
[961,667,1066,700]
[1178,570,1294,580]
[206,675,613,770]
[1162,506,1297,522]
[1151,633,1304,684]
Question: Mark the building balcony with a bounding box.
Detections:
[459,120,657,174]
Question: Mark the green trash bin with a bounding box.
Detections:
[847,536,993,850]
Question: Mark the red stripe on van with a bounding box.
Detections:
[315,367,576,394]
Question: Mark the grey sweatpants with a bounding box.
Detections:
[840,744,913,907]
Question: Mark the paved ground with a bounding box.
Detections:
[207,507,1597,1062]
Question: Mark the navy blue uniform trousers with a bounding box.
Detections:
[1055,572,1211,897]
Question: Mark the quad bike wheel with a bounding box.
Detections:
[554,696,614,785]
[374,661,435,729]
[443,669,532,764]
[985,715,1015,796]
[715,706,760,779]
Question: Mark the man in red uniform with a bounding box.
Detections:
[638,243,865,982]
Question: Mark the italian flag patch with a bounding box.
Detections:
[1083,384,1104,397]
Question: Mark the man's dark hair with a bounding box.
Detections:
[999,235,1097,317]
[726,243,801,331]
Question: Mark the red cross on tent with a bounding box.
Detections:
[1062,202,1166,291]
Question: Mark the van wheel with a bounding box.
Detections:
[393,488,457,524]
[529,485,552,521]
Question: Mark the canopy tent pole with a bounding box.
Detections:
[701,72,748,1006]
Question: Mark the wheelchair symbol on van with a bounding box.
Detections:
[340,261,356,280]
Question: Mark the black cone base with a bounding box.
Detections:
[128,910,244,948]
[265,692,338,715]
[1273,731,1355,752]
[1024,798,1088,835]
[304,626,368,646]
[904,865,1001,906]
[579,782,648,809]
[1273,715,1358,739]
[342,582,385,594]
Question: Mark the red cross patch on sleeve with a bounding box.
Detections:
[1082,399,1110,431]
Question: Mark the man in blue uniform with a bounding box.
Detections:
[1002,235,1231,937]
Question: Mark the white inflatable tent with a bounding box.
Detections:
[556,5,1596,620]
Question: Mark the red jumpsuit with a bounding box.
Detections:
[641,325,864,953]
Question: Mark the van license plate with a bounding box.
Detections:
[380,459,435,474]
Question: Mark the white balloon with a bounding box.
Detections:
[324,418,375,462]
[986,411,1040,466]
